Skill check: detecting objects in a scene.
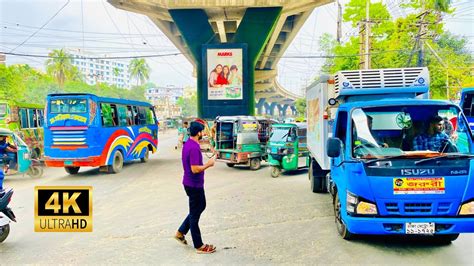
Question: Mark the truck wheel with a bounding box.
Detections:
[109,150,124,174]
[334,192,354,240]
[226,163,235,168]
[65,167,80,175]
[309,160,326,193]
[27,166,44,178]
[434,234,459,244]
[0,224,10,243]
[249,158,261,170]
[140,147,149,163]
[270,166,281,178]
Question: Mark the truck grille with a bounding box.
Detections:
[384,202,453,216]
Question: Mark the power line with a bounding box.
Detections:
[9,0,71,53]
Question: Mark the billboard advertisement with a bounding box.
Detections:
[206,48,243,100]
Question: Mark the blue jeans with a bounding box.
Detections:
[178,186,206,249]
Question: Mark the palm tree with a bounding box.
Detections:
[45,48,74,88]
[113,67,120,78]
[128,58,151,86]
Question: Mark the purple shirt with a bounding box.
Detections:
[182,139,204,188]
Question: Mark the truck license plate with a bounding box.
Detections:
[64,160,73,166]
[405,222,435,234]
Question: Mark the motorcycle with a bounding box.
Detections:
[0,188,16,243]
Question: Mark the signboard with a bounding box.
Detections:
[393,177,445,194]
[206,48,243,100]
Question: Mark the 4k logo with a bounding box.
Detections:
[35,186,92,232]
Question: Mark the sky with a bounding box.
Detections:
[0,0,473,95]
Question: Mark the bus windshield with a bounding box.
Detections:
[351,105,472,159]
[0,104,6,116]
[50,99,87,113]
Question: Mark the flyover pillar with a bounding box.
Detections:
[256,98,266,115]
[169,8,282,119]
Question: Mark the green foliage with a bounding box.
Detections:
[176,92,197,117]
[318,0,472,100]
[295,98,306,117]
[45,48,81,87]
[129,58,151,86]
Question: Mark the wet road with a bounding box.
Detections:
[1,130,473,264]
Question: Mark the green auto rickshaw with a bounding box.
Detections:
[267,123,309,177]
[215,116,269,170]
[0,128,43,178]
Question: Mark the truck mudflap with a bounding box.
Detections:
[344,216,474,235]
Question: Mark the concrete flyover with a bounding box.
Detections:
[108,0,332,117]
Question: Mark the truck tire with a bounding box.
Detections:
[334,192,354,240]
[65,167,80,175]
[309,159,327,193]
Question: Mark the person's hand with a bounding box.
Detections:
[207,157,216,167]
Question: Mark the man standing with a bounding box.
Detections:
[175,121,216,254]
[413,115,451,151]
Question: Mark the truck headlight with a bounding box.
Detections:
[459,201,474,215]
[346,191,378,215]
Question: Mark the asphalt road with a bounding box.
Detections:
[1,130,473,264]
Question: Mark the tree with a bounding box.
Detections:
[45,48,75,88]
[128,58,151,86]
[176,92,197,117]
[294,99,306,119]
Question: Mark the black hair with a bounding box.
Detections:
[189,121,205,137]
[430,115,443,124]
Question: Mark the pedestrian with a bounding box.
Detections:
[174,121,217,254]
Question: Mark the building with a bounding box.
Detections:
[145,85,184,118]
[67,48,131,88]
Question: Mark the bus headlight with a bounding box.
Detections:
[459,201,474,215]
[346,191,378,215]
[23,153,30,160]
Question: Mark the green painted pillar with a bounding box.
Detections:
[170,7,282,118]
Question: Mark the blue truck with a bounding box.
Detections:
[307,67,474,242]
[459,85,474,131]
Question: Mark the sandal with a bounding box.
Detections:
[174,233,188,245]
[196,244,216,254]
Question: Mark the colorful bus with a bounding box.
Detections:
[44,93,158,174]
[0,99,45,158]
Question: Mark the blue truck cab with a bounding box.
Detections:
[307,68,474,242]
[459,86,474,131]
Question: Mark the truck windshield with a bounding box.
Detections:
[0,104,6,116]
[50,99,87,113]
[270,128,291,142]
[351,105,472,159]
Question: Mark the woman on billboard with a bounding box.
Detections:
[208,64,224,88]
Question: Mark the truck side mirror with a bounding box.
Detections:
[327,137,343,158]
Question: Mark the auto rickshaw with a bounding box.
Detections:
[215,116,269,170]
[267,123,309,177]
[0,128,43,178]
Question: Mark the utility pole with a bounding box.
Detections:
[336,0,342,44]
[0,52,5,65]
[359,0,371,69]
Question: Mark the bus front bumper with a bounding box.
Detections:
[44,156,102,167]
[345,216,474,235]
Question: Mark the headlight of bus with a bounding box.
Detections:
[346,191,378,215]
[459,201,474,215]
[23,153,30,160]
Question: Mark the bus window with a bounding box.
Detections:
[37,109,44,127]
[28,109,36,128]
[138,107,147,125]
[117,105,128,126]
[110,104,119,127]
[19,108,29,128]
[132,106,140,125]
[101,103,114,127]
[146,107,155,125]
[126,105,134,126]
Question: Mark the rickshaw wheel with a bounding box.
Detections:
[249,158,261,170]
[140,147,149,163]
[65,167,80,175]
[27,166,44,178]
[226,163,235,168]
[270,166,281,178]
[0,224,10,243]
